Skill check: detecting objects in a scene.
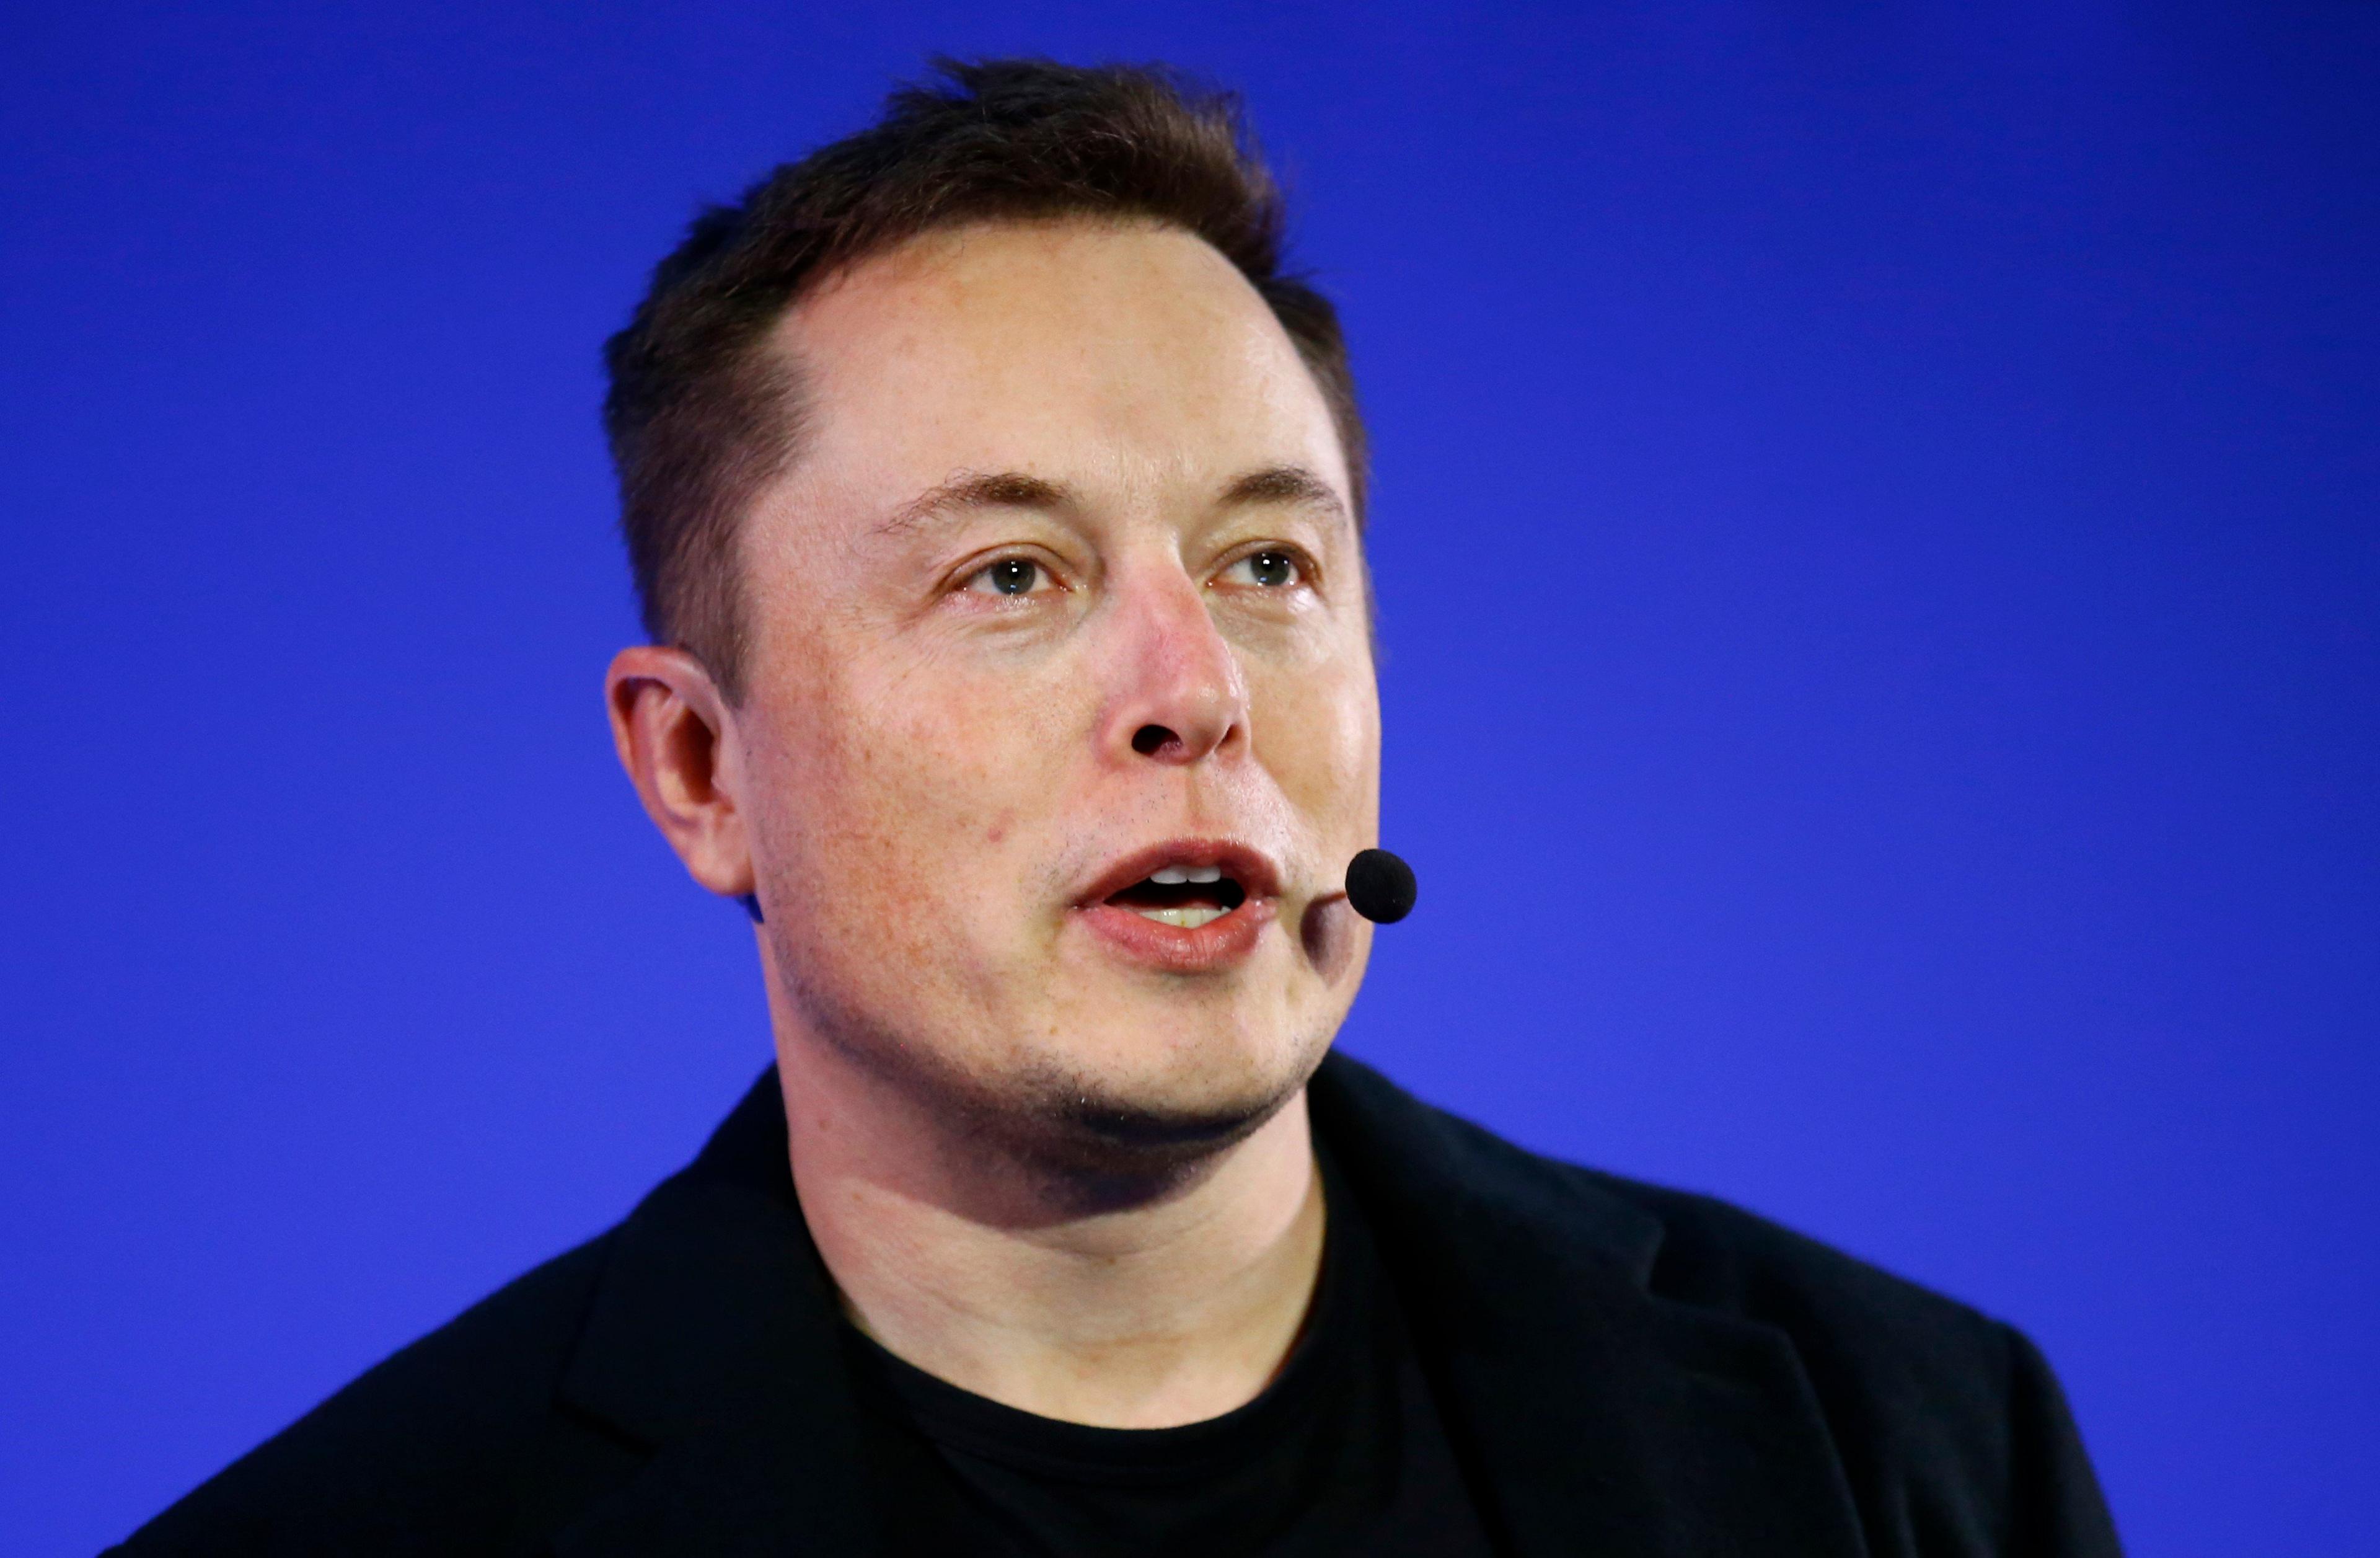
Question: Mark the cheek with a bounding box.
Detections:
[1250,658,1379,827]
[773,652,1081,908]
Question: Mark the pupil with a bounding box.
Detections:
[1251,552,1292,587]
[990,559,1034,595]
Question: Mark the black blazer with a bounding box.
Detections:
[112,1055,2122,1556]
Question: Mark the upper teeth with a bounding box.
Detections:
[1149,864,1225,885]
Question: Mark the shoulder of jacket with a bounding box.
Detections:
[1333,1055,2012,1377]
[1562,1154,2032,1487]
[1583,1166,2002,1345]
[1329,1055,2022,1429]
[110,1230,619,1556]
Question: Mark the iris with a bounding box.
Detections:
[986,559,1038,595]
[1246,551,1293,587]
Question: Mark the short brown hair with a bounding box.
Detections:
[602,58,1366,699]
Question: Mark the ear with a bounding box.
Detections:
[606,645,756,901]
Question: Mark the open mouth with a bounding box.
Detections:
[1103,864,1249,930]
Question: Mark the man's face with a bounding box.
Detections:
[731,218,1378,1159]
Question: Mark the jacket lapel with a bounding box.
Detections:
[549,1076,879,1557]
[1310,1054,1870,1558]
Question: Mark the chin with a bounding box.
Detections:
[1002,1073,1300,1194]
[783,928,1341,1185]
[981,1012,1330,1183]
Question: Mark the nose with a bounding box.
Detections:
[1098,565,1250,769]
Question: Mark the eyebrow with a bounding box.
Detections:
[1219,464,1349,523]
[872,463,1349,538]
[875,471,1073,536]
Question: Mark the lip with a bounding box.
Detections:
[1071,838,1284,974]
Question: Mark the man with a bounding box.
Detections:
[115,59,2122,1556]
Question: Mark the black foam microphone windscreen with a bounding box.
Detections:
[1345,848,1418,924]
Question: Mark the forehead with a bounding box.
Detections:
[764,219,1348,511]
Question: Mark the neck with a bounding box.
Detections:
[771,1022,1326,1430]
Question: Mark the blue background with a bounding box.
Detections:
[5,2,2373,1551]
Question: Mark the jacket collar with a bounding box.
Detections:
[549,1074,876,1556]
[550,1055,1866,1557]
[1309,1053,1868,1558]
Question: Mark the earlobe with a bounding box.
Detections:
[604,645,757,901]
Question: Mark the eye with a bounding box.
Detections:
[964,557,1052,598]
[1218,549,1304,590]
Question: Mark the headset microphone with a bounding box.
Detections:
[747,859,1415,927]
[1344,848,1418,924]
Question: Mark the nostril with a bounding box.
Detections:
[1131,724,1178,756]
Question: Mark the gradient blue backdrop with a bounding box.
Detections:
[5,3,2373,1552]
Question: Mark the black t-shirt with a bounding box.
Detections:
[842,1151,1499,1557]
